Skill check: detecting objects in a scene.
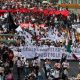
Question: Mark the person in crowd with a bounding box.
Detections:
[77,71,80,80]
[4,59,10,75]
[16,57,22,79]
[53,60,61,80]
[76,62,80,80]
[44,59,52,78]
[24,59,29,78]
[62,60,69,80]
[8,49,14,69]
[0,0,80,80]
[2,47,9,62]
[28,70,37,80]
[21,57,25,75]
[29,61,34,74]
[5,70,14,80]
[0,59,4,80]
[33,59,39,76]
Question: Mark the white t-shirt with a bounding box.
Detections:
[53,70,59,78]
[16,60,22,67]
[25,61,29,67]
[62,62,69,68]
[45,62,51,70]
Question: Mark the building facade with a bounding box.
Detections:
[58,0,80,4]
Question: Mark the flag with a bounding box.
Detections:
[60,53,67,64]
[66,39,72,53]
[72,54,79,61]
[16,26,23,32]
[3,12,18,31]
[60,53,67,78]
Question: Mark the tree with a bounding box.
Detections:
[52,0,59,4]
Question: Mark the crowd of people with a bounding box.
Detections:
[0,0,80,47]
[0,43,70,80]
[0,0,80,80]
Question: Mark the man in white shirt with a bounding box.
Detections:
[62,60,69,80]
[24,59,29,77]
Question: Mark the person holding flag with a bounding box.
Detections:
[59,53,69,80]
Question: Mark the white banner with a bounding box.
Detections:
[21,46,73,59]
